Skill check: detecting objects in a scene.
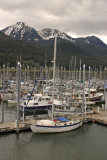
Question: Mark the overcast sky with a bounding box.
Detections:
[0,0,107,43]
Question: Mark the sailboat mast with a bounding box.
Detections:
[52,37,57,121]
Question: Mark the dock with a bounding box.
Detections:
[68,108,107,125]
[0,108,107,134]
[86,108,107,125]
[0,120,36,133]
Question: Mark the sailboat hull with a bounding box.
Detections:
[30,121,82,133]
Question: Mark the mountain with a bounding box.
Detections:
[75,36,107,48]
[1,22,107,68]
[1,22,74,44]
[0,30,107,68]
[1,22,107,48]
[0,31,46,67]
[1,22,42,43]
[38,28,74,41]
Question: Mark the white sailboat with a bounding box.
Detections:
[30,37,82,133]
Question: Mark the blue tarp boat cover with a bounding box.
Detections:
[57,117,69,122]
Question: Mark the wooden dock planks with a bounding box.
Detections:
[0,120,36,133]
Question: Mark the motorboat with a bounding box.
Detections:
[73,88,103,101]
[20,96,52,113]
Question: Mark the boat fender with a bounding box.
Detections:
[93,119,95,123]
[48,101,51,104]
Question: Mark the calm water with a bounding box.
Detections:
[0,123,107,160]
[0,93,107,160]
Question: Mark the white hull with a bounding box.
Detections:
[48,110,75,118]
[30,120,82,133]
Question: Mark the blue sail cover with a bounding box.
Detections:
[57,117,69,122]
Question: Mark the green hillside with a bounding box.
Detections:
[0,32,107,69]
[0,32,46,67]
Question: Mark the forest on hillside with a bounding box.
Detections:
[0,32,107,70]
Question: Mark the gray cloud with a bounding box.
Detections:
[0,0,107,43]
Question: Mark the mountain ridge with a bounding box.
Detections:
[1,22,107,48]
[0,30,107,68]
[1,22,107,68]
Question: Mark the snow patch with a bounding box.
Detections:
[85,39,90,44]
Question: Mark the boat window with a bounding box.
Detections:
[64,123,66,125]
[24,102,26,105]
[34,103,38,105]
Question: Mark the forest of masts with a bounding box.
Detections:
[0,56,107,82]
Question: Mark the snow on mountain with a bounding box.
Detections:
[1,22,107,48]
[1,22,74,43]
[38,28,74,42]
[1,22,41,42]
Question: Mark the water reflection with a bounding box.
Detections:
[0,123,107,160]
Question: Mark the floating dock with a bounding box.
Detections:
[0,120,36,133]
[86,108,107,125]
[0,108,107,134]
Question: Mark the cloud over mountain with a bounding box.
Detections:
[0,0,107,43]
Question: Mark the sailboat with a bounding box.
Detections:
[30,37,82,133]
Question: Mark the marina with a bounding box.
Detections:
[0,50,107,135]
[0,44,107,159]
[1,1,107,159]
[0,107,107,134]
[0,58,107,134]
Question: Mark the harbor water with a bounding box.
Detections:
[0,93,107,160]
[0,123,107,160]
